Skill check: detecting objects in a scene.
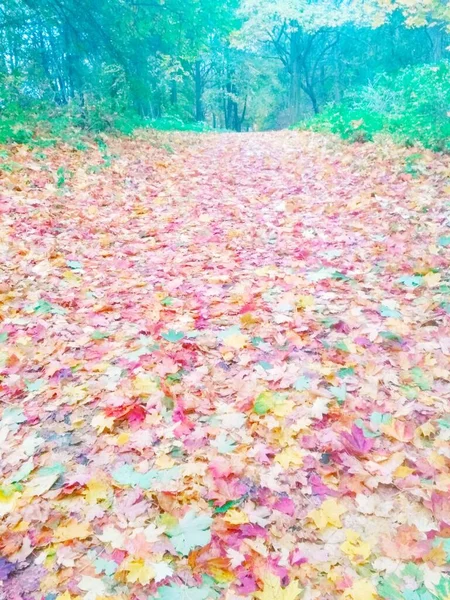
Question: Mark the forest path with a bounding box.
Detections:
[1,131,450,599]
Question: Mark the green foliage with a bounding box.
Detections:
[0,0,449,136]
[301,61,450,151]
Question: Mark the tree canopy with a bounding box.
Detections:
[0,0,449,132]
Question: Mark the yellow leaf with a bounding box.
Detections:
[133,373,158,395]
[116,432,130,446]
[54,521,92,543]
[155,454,175,469]
[254,573,301,600]
[273,400,295,418]
[13,520,30,532]
[224,509,249,525]
[340,530,371,564]
[0,489,21,516]
[65,385,88,404]
[91,413,115,433]
[341,579,378,600]
[209,565,235,583]
[240,313,258,326]
[84,480,110,504]
[297,295,314,309]
[393,465,415,478]
[309,498,347,530]
[223,333,248,349]
[121,558,154,585]
[423,272,441,288]
[418,421,435,437]
[275,447,304,469]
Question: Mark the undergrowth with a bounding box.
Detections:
[299,61,450,152]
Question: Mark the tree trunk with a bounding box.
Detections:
[194,60,204,121]
[289,31,303,121]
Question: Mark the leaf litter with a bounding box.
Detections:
[0,131,450,599]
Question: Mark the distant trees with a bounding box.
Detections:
[0,0,449,131]
[238,0,450,123]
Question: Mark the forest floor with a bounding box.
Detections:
[1,131,450,600]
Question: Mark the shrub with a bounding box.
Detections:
[300,61,450,152]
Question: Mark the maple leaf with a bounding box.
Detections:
[340,530,372,564]
[91,412,115,433]
[308,498,347,530]
[77,575,107,600]
[254,573,302,600]
[98,525,125,549]
[84,479,110,504]
[54,521,92,542]
[218,325,248,349]
[152,582,212,600]
[121,557,155,584]
[161,329,185,342]
[133,373,159,395]
[151,561,174,583]
[23,472,60,498]
[341,578,378,600]
[166,510,212,556]
[275,447,304,469]
[223,508,249,524]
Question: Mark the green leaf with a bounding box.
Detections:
[112,464,155,489]
[380,331,402,342]
[211,433,236,453]
[335,340,350,352]
[91,330,111,340]
[294,375,310,390]
[253,391,275,414]
[32,299,66,315]
[161,330,185,343]
[434,575,450,598]
[410,367,432,391]
[331,270,350,281]
[1,407,26,426]
[95,557,117,576]
[401,385,418,400]
[161,296,174,306]
[112,464,181,489]
[213,498,242,513]
[25,379,46,393]
[8,458,34,483]
[337,367,354,378]
[354,419,380,438]
[377,575,404,600]
[329,384,346,404]
[398,275,423,288]
[152,582,212,600]
[438,236,450,247]
[258,361,273,370]
[379,305,402,318]
[0,332,8,343]
[166,510,212,556]
[37,463,66,478]
[67,260,83,270]
[370,412,392,428]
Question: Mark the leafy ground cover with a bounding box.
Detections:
[1,131,450,600]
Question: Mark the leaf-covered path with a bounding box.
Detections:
[1,132,450,600]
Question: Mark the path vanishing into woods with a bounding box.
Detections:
[1,131,450,600]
